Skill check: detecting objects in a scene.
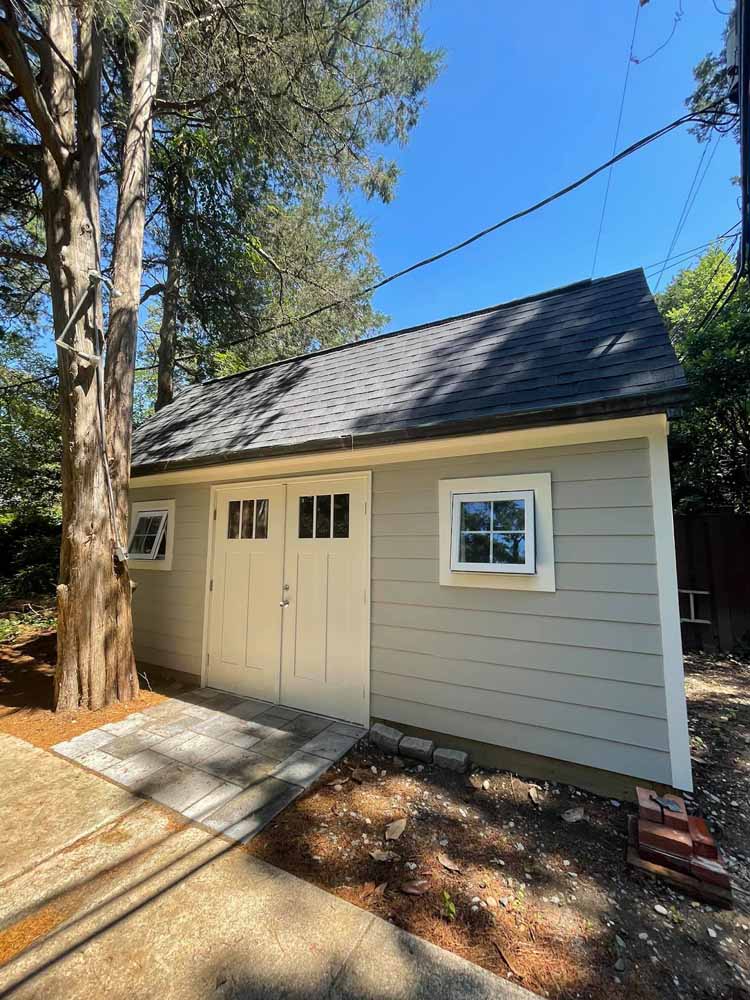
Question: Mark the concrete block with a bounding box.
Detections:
[369,723,402,755]
[144,763,224,813]
[201,776,301,841]
[201,745,275,786]
[433,747,470,773]
[638,818,693,858]
[100,730,164,759]
[271,750,333,787]
[399,735,435,763]
[299,730,357,761]
[102,749,170,788]
[99,713,149,736]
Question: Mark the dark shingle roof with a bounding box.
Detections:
[131,268,687,474]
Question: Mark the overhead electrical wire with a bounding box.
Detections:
[590,1,642,278]
[0,98,736,396]
[653,134,722,290]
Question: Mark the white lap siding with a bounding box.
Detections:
[129,434,672,783]
[129,482,211,677]
[369,437,672,784]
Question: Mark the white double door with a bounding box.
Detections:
[207,475,369,724]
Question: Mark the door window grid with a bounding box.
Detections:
[227,498,269,539]
[299,493,349,538]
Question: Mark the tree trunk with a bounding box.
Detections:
[101,0,167,701]
[41,0,124,711]
[155,206,181,411]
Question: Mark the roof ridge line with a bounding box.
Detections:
[198,269,645,390]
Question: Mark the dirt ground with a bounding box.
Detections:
[247,651,750,1000]
[0,630,168,748]
[1,628,748,998]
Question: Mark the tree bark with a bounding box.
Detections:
[99,0,167,702]
[37,0,119,711]
[155,204,181,411]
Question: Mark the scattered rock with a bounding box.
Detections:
[385,817,407,841]
[370,723,403,755]
[350,768,372,784]
[614,957,626,973]
[708,927,717,939]
[401,879,430,895]
[529,786,544,805]
[654,904,669,916]
[437,852,462,873]
[485,896,498,909]
[399,735,435,763]
[433,747,470,773]
[562,806,585,823]
[392,756,405,770]
[370,849,399,862]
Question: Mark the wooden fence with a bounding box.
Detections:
[674,513,750,652]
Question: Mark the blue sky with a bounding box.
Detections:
[349,1,740,333]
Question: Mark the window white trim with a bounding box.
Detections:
[439,473,555,592]
[128,498,175,571]
[450,490,536,574]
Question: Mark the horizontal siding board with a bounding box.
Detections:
[371,624,663,685]
[372,442,650,493]
[553,507,654,536]
[372,558,660,595]
[372,602,661,654]
[135,645,202,676]
[371,647,667,717]
[556,562,658,593]
[555,535,656,564]
[371,580,660,625]
[371,478,653,516]
[372,672,669,749]
[371,695,672,783]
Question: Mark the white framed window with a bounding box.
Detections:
[439,473,555,592]
[128,499,175,571]
[450,490,535,574]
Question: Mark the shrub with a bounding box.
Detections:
[0,512,60,603]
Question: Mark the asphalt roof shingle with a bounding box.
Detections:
[131,268,687,474]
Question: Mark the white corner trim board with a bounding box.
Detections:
[648,424,693,792]
[438,473,555,592]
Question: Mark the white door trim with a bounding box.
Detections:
[201,471,371,723]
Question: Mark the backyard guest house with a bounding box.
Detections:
[128,268,693,796]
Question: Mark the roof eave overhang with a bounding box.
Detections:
[130,386,689,478]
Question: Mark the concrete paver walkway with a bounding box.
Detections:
[0,732,534,999]
[50,688,365,842]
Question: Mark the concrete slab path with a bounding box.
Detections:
[50,688,366,843]
[0,732,535,1000]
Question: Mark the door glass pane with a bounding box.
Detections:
[493,499,525,531]
[460,500,491,531]
[255,499,268,539]
[459,531,490,563]
[299,496,314,538]
[492,532,525,564]
[333,493,349,538]
[315,494,332,538]
[227,500,241,539]
[241,499,255,539]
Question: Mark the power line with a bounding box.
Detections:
[590,1,641,278]
[653,135,721,290]
[632,1,684,65]
[643,225,740,276]
[0,99,735,395]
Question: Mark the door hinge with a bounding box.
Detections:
[213,507,217,521]
[209,578,214,592]
[206,653,210,665]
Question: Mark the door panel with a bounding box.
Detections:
[208,485,284,701]
[281,477,369,724]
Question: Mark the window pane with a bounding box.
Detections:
[460,501,491,532]
[227,500,240,539]
[333,493,349,538]
[131,513,165,557]
[492,532,525,564]
[299,496,314,538]
[255,499,268,539]
[493,499,525,531]
[156,531,167,558]
[459,531,490,563]
[241,499,255,539]
[315,494,332,538]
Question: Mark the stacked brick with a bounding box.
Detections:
[634,787,731,897]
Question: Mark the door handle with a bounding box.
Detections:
[280,599,290,608]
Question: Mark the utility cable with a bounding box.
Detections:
[590,1,641,277]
